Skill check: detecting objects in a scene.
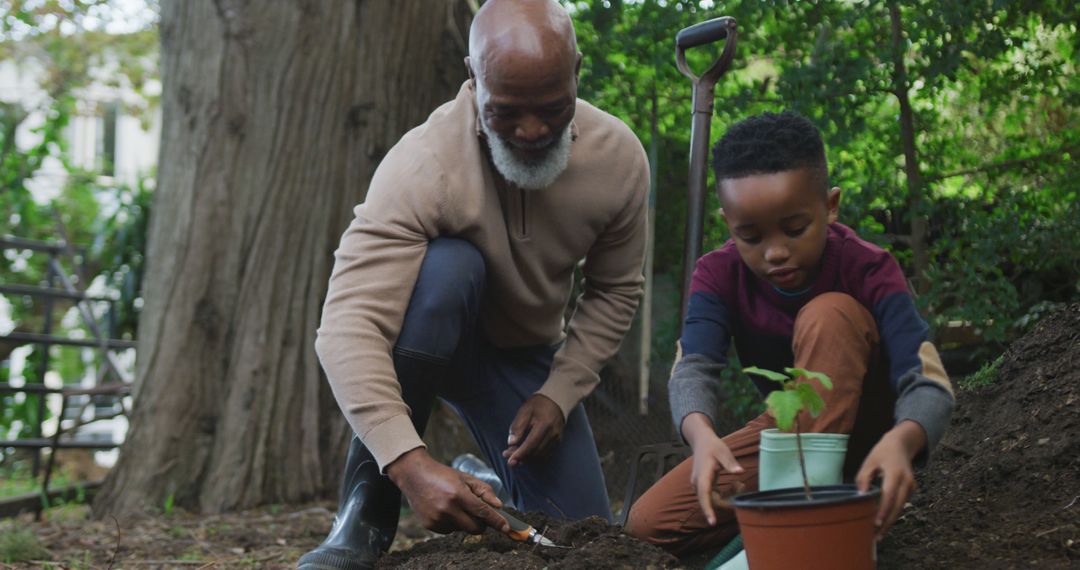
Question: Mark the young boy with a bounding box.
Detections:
[626,111,955,555]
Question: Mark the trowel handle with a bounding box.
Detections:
[676,16,734,49]
[496,508,534,542]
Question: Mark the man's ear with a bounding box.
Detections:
[465,56,475,81]
[574,52,583,83]
[826,187,841,224]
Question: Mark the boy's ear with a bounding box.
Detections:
[719,207,728,225]
[826,187,841,224]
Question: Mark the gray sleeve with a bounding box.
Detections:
[669,352,728,442]
[894,366,955,466]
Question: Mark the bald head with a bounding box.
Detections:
[468,0,579,85]
[467,0,582,190]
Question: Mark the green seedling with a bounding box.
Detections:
[163,492,176,516]
[744,366,834,500]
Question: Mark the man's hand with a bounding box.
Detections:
[501,394,565,467]
[387,448,509,535]
[682,412,743,526]
[855,420,927,540]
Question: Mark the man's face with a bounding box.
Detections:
[472,52,579,189]
[719,168,840,291]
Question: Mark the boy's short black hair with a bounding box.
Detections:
[710,110,828,199]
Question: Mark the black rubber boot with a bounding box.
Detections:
[297,351,442,570]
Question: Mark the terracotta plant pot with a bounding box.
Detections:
[731,484,880,570]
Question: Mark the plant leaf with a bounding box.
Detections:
[765,390,802,431]
[796,382,826,417]
[744,366,790,384]
[785,367,834,390]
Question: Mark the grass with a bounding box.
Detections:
[958,354,1004,390]
[0,527,52,563]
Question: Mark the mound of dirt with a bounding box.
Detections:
[879,303,1080,569]
[376,511,678,569]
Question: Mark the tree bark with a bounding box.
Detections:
[95,0,470,516]
[889,3,929,295]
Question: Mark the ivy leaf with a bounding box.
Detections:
[786,367,834,390]
[744,366,790,384]
[765,390,803,432]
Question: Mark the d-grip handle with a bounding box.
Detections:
[674,16,737,85]
[676,16,734,49]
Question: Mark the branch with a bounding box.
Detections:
[925,143,1080,183]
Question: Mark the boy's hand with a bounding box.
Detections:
[682,413,743,526]
[855,420,927,539]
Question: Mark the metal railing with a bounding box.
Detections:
[0,235,134,517]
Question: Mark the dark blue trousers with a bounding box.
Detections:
[392,238,612,521]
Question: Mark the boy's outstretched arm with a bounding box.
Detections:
[855,419,927,539]
[682,412,743,527]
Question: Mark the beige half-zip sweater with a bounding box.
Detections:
[316,81,650,471]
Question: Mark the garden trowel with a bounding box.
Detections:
[496,508,570,549]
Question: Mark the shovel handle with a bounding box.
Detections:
[674,17,738,86]
[676,17,733,49]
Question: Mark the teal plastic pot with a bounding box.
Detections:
[758,428,848,491]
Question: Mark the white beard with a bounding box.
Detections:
[476,103,573,190]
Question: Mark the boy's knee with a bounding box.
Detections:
[794,292,876,340]
[625,502,662,543]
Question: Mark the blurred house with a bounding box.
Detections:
[0,55,161,196]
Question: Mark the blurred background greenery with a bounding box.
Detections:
[1,0,1077,482]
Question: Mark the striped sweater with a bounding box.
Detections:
[670,223,954,456]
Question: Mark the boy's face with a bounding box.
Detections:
[719,168,840,291]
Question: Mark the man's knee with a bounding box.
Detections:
[397,238,485,357]
[411,238,485,316]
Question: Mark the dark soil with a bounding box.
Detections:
[376,511,678,569]
[879,303,1080,569]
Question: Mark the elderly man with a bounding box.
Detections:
[298,0,649,568]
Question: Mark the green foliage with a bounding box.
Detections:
[0,455,84,508]
[0,527,51,564]
[958,354,1003,390]
[1,0,157,447]
[717,354,766,425]
[569,0,1079,358]
[744,366,833,432]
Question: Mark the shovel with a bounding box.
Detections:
[675,16,738,329]
[619,15,739,526]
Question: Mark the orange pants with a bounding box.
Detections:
[626,293,896,555]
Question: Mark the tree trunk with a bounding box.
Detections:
[95,0,471,516]
[889,3,930,295]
